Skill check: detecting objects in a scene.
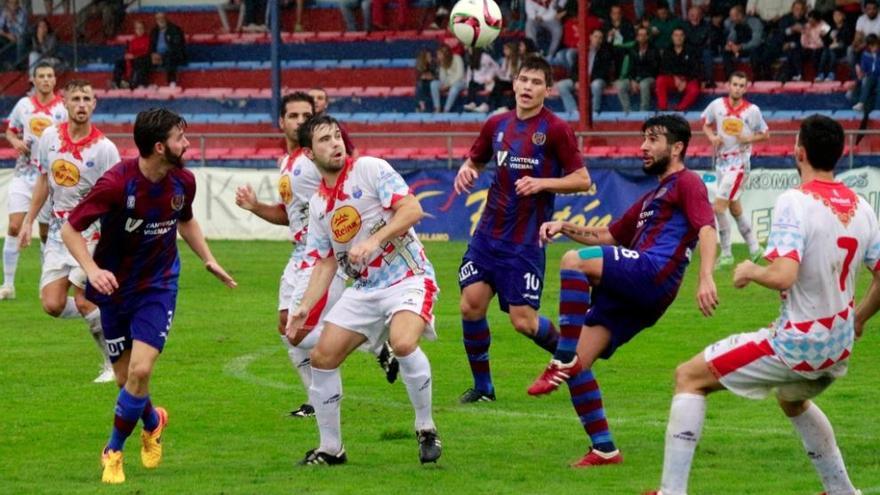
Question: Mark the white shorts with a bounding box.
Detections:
[40,239,94,290]
[277,256,300,311]
[323,275,439,349]
[7,175,36,214]
[704,329,837,401]
[278,258,346,344]
[715,168,747,202]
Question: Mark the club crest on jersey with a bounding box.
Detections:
[85,161,95,168]
[51,159,80,187]
[126,195,136,209]
[279,175,293,204]
[353,186,363,199]
[293,166,301,176]
[171,194,185,211]
[330,205,362,243]
[29,116,52,137]
[531,132,546,146]
[496,150,509,167]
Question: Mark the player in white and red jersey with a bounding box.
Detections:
[647,115,879,495]
[287,114,441,466]
[19,80,120,383]
[701,71,769,269]
[1,62,67,300]
[234,93,397,418]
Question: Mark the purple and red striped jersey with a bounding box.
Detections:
[609,169,714,289]
[67,158,196,304]
[468,107,584,246]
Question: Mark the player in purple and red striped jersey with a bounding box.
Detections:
[527,114,718,467]
[453,56,592,404]
[62,109,236,484]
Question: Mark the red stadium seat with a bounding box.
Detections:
[584,146,616,158]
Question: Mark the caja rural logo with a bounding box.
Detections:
[331,205,362,243]
[51,159,80,187]
[278,175,293,204]
[29,116,52,137]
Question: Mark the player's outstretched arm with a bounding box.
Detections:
[61,222,118,295]
[234,184,289,226]
[18,174,49,248]
[515,168,592,196]
[178,218,238,288]
[453,159,483,195]
[540,221,613,246]
[696,225,719,317]
[286,255,338,345]
[733,256,799,291]
[856,269,880,340]
[348,194,424,266]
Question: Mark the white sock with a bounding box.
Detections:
[84,308,111,364]
[397,347,435,432]
[285,335,313,391]
[660,393,707,495]
[715,212,732,257]
[734,213,760,255]
[3,234,19,287]
[59,297,79,319]
[789,403,857,495]
[309,367,343,455]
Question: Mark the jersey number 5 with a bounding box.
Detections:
[837,236,858,292]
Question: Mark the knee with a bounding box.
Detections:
[510,313,536,336]
[712,202,727,215]
[41,298,64,318]
[74,294,93,315]
[126,363,152,386]
[309,347,340,370]
[728,202,743,217]
[560,249,581,270]
[459,299,486,321]
[6,224,19,237]
[673,361,700,390]
[778,398,809,418]
[114,369,128,388]
[391,339,417,357]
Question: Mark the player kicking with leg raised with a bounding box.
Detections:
[62,108,236,484]
[287,115,441,465]
[528,114,718,467]
[234,92,397,419]
[647,115,878,495]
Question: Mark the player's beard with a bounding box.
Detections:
[164,146,186,168]
[643,152,671,176]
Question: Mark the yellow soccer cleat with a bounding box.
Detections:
[101,448,125,484]
[140,407,168,469]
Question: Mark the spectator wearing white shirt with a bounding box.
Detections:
[462,48,500,112]
[431,45,466,113]
[525,0,567,57]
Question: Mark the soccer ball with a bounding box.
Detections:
[448,0,503,49]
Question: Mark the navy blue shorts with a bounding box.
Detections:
[583,245,677,359]
[458,233,546,312]
[101,289,178,362]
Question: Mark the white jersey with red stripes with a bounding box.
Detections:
[304,156,435,291]
[277,149,322,268]
[701,97,768,172]
[35,123,120,244]
[763,179,880,378]
[7,94,67,180]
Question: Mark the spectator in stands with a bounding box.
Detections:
[684,6,714,87]
[745,0,788,24]
[585,28,615,113]
[415,48,438,112]
[44,1,71,15]
[707,12,726,78]
[431,45,466,112]
[75,0,125,42]
[851,0,880,76]
[339,0,371,32]
[485,41,520,113]
[0,0,27,69]
[242,0,268,32]
[113,20,151,89]
[462,48,500,111]
[605,4,635,78]
[818,9,853,81]
[308,88,329,113]
[800,10,830,81]
[853,34,880,112]
[552,8,580,70]
[555,57,578,114]
[656,27,701,111]
[217,0,245,34]
[778,0,808,81]
[615,26,659,112]
[29,18,59,76]
[150,13,187,87]
[525,0,566,57]
[651,2,684,51]
[372,0,409,30]
[722,5,764,80]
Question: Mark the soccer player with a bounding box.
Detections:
[452,55,591,403]
[234,92,397,419]
[287,114,441,465]
[308,86,358,159]
[19,79,118,383]
[1,62,66,300]
[61,108,237,484]
[648,115,878,495]
[528,114,718,467]
[702,71,769,268]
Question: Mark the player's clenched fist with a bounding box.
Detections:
[285,305,310,346]
[539,220,564,245]
[87,267,119,295]
[454,162,479,194]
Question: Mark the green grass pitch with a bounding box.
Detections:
[1,240,878,494]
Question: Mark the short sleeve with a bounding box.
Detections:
[549,118,585,176]
[304,197,333,264]
[368,159,410,209]
[751,106,769,134]
[104,142,121,173]
[865,229,880,273]
[763,190,805,263]
[7,99,24,132]
[700,100,716,125]
[678,172,715,231]
[468,116,499,165]
[179,170,196,222]
[68,172,120,232]
[608,195,646,247]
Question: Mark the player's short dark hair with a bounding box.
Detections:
[134,108,187,158]
[516,55,553,87]
[642,113,692,158]
[33,61,55,74]
[729,70,749,82]
[64,79,92,93]
[279,92,315,118]
[298,114,340,150]
[867,0,878,6]
[797,114,844,171]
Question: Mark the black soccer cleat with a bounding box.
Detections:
[417,429,442,464]
[288,403,315,418]
[459,388,496,404]
[298,448,348,466]
[377,341,399,384]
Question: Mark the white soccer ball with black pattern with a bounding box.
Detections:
[448,0,503,48]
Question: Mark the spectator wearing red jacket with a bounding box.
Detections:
[112,20,151,89]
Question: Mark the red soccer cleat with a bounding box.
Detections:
[527,357,582,396]
[570,448,623,468]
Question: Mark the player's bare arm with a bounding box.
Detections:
[17,174,49,248]
[177,218,237,288]
[5,127,27,155]
[733,256,799,290]
[348,194,424,265]
[855,269,880,339]
[702,121,722,148]
[454,159,483,194]
[696,225,719,317]
[515,168,591,196]
[737,129,770,145]
[540,220,613,246]
[61,222,118,295]
[286,255,338,345]
[234,184,289,225]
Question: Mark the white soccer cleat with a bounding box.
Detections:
[0,285,16,300]
[93,363,116,384]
